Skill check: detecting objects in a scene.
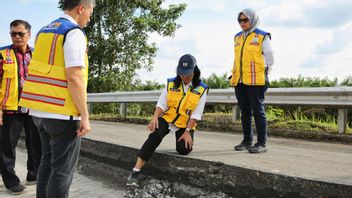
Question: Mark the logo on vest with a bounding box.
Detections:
[5,57,14,64]
[170,88,181,92]
[191,87,201,95]
[44,22,62,30]
[250,37,259,46]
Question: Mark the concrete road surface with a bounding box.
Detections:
[86,120,352,186]
[1,120,351,197]
[0,147,126,198]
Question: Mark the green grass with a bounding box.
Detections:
[266,107,352,134]
[90,111,352,135]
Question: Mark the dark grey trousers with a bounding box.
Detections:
[33,117,81,198]
[0,114,42,188]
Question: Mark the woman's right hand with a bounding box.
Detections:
[147,116,159,132]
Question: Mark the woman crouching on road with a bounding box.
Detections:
[126,54,209,187]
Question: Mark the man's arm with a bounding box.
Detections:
[0,53,3,125]
[66,66,90,136]
[0,52,3,87]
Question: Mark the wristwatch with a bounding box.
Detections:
[185,128,191,132]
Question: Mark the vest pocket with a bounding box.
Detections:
[184,92,200,110]
[2,64,15,78]
[167,91,183,108]
[29,60,52,74]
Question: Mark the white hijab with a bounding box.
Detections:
[238,8,260,37]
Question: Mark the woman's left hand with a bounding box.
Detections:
[178,130,193,149]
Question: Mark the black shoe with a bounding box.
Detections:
[26,179,37,185]
[126,170,140,187]
[234,142,252,151]
[248,143,268,153]
[26,174,37,185]
[6,184,25,195]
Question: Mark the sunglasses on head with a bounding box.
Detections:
[237,18,249,24]
[10,31,27,37]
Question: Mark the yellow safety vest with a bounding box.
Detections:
[230,29,270,86]
[0,46,19,110]
[19,18,88,116]
[162,77,208,129]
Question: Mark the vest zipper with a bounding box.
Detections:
[240,33,251,81]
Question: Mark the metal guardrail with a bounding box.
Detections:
[88,87,352,134]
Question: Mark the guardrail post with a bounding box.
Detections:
[337,109,347,134]
[87,103,93,115]
[120,103,127,118]
[232,105,240,122]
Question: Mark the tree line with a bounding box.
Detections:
[82,1,351,92]
[81,1,350,127]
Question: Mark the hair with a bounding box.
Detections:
[10,19,31,32]
[174,66,201,89]
[58,0,95,11]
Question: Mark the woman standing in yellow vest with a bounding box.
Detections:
[230,8,274,153]
[127,54,209,187]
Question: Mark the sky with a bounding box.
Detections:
[1,0,351,84]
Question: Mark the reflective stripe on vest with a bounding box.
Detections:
[21,91,65,106]
[1,79,11,106]
[250,61,256,85]
[48,34,60,65]
[26,74,68,88]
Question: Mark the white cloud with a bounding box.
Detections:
[18,0,57,4]
[315,23,352,54]
[138,12,236,83]
[139,0,352,84]
[300,23,352,80]
[163,0,227,12]
[261,0,352,28]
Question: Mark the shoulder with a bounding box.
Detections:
[192,81,209,96]
[254,28,271,39]
[167,77,177,83]
[254,28,269,35]
[0,45,13,51]
[235,31,243,37]
[64,28,86,48]
[198,80,209,90]
[40,18,83,35]
[66,28,85,39]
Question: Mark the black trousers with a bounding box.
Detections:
[33,117,81,198]
[235,83,268,145]
[138,117,194,161]
[0,114,42,188]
